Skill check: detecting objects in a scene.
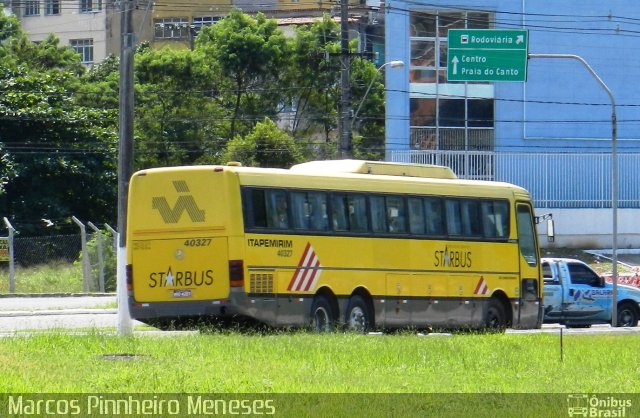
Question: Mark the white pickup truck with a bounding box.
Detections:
[542,258,640,327]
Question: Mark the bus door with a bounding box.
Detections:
[516,203,542,327]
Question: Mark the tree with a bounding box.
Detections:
[133,46,227,168]
[350,58,387,160]
[0,142,15,196]
[284,15,386,160]
[0,15,118,235]
[196,10,289,140]
[225,118,303,168]
[286,15,341,144]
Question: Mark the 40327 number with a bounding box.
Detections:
[184,238,212,247]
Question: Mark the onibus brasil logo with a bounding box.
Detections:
[152,180,205,223]
[567,394,632,417]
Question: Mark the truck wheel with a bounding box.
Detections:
[345,295,371,333]
[310,295,335,332]
[485,298,507,331]
[616,302,639,327]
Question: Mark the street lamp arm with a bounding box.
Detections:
[351,60,404,129]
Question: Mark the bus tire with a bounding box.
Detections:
[616,301,639,327]
[485,298,506,331]
[310,295,335,332]
[345,295,371,333]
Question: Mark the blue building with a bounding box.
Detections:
[383,1,640,248]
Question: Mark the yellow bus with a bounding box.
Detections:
[126,159,543,331]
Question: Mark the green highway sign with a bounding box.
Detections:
[447,29,528,82]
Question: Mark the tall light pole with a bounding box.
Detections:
[529,53,618,325]
[339,0,351,159]
[117,0,135,335]
[351,60,405,131]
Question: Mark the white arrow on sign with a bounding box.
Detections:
[451,56,459,75]
[516,35,524,44]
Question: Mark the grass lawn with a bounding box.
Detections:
[0,331,638,393]
[1,331,638,417]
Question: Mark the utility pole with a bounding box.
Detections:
[117,0,135,335]
[529,53,618,326]
[339,0,352,159]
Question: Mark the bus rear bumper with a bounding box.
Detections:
[128,298,236,322]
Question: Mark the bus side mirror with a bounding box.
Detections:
[546,219,555,243]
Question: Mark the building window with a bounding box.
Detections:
[154,18,189,40]
[45,0,60,15]
[409,11,494,152]
[25,0,40,16]
[192,16,220,33]
[70,39,94,64]
[80,0,102,13]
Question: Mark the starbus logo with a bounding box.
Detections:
[434,245,472,268]
[152,180,205,224]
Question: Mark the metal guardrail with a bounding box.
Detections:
[390,150,640,209]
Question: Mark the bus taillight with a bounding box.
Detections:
[229,260,244,287]
[126,264,133,291]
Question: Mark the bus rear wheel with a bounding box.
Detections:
[345,295,371,333]
[485,298,507,331]
[310,295,335,332]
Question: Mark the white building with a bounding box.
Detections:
[7,0,108,65]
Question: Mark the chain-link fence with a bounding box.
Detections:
[0,226,117,294]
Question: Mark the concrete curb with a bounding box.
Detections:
[0,293,116,298]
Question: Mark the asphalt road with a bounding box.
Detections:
[0,295,140,334]
[0,295,116,312]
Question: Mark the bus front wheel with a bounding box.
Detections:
[485,298,507,331]
[310,295,335,332]
[345,295,371,333]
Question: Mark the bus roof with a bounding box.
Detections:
[132,160,530,199]
[290,159,457,179]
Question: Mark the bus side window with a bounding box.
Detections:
[408,197,425,234]
[267,190,289,229]
[370,195,387,233]
[386,196,406,233]
[445,199,462,236]
[249,189,267,228]
[461,200,482,237]
[331,194,349,232]
[348,194,368,232]
[424,198,444,236]
[482,200,510,239]
[291,192,310,230]
[494,201,509,238]
[308,192,329,231]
